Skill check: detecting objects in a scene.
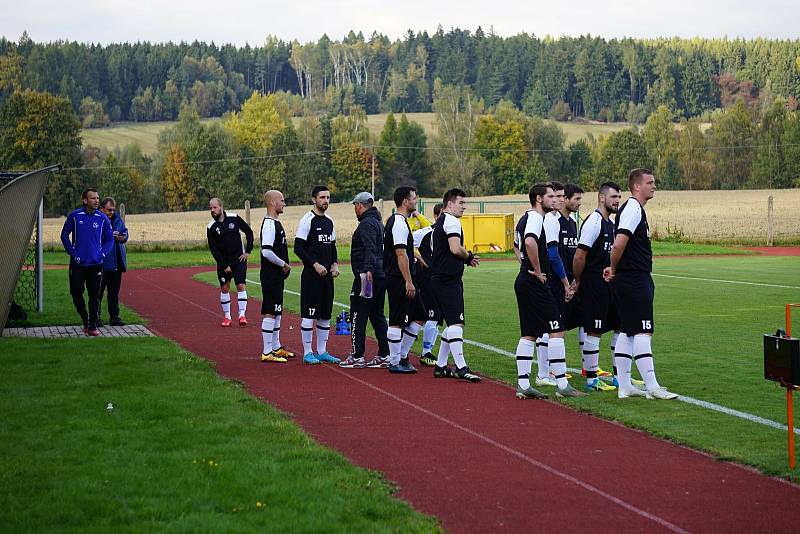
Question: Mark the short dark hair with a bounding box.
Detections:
[311,185,330,198]
[100,196,115,208]
[598,181,621,195]
[442,188,467,207]
[81,188,97,200]
[628,168,652,189]
[433,203,443,217]
[564,183,583,199]
[529,183,551,207]
[393,185,417,208]
[549,181,564,193]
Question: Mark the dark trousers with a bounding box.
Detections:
[350,276,389,359]
[69,264,103,328]
[99,270,123,320]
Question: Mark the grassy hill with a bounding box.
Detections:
[81,114,631,155]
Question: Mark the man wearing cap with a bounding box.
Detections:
[339,192,391,368]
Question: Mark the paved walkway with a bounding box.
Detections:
[2,324,154,338]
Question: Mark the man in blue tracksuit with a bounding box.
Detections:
[98,196,129,327]
[60,188,114,336]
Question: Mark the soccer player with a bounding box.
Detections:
[604,169,677,400]
[60,188,114,336]
[98,196,128,327]
[206,197,254,327]
[340,191,390,369]
[429,188,481,382]
[294,185,341,365]
[413,202,443,366]
[258,190,295,363]
[572,182,622,392]
[514,183,586,398]
[384,186,427,374]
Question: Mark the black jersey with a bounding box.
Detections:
[577,209,614,273]
[557,213,578,277]
[431,212,465,282]
[515,210,551,277]
[615,198,652,272]
[207,211,254,266]
[414,226,434,271]
[384,213,415,278]
[260,217,288,276]
[294,210,338,270]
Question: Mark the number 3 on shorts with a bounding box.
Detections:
[642,320,652,330]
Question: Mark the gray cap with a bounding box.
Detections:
[351,191,374,205]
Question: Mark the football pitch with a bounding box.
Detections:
[198,254,800,477]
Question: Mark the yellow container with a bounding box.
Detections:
[461,213,515,253]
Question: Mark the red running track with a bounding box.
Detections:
[123,267,800,533]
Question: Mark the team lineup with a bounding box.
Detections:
[206,169,677,400]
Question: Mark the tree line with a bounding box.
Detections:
[2,84,798,217]
[2,29,800,124]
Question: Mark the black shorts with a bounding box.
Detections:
[550,282,581,331]
[579,273,619,334]
[416,272,440,322]
[612,271,655,335]
[300,268,334,320]
[260,270,284,316]
[429,279,465,326]
[217,260,247,287]
[386,276,427,326]
[515,272,564,338]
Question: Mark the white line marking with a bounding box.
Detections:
[328,366,690,534]
[653,273,800,290]
[240,277,800,436]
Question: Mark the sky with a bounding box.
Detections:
[2,0,798,45]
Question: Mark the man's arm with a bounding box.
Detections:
[357,223,377,274]
[118,218,129,243]
[525,236,547,284]
[60,213,75,257]
[607,234,630,274]
[207,228,224,265]
[572,248,587,285]
[238,216,254,254]
[100,216,114,258]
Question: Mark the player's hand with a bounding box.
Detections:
[469,254,480,267]
[417,257,429,270]
[282,263,291,275]
[366,271,373,283]
[330,263,340,278]
[564,287,574,302]
[314,263,328,277]
[528,270,547,284]
[603,267,614,282]
[224,266,232,274]
[238,252,249,262]
[405,280,416,299]
[569,280,579,293]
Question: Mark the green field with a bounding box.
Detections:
[197,254,800,479]
[81,114,631,154]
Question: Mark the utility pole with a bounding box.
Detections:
[371,145,376,199]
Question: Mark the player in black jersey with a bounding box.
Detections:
[604,169,677,400]
[430,188,481,382]
[206,197,254,327]
[294,185,341,365]
[514,184,587,399]
[259,190,294,363]
[384,186,428,374]
[413,202,443,366]
[573,182,622,392]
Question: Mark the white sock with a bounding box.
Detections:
[583,335,601,380]
[272,315,282,351]
[548,337,568,389]
[633,334,660,391]
[387,326,403,365]
[400,322,423,359]
[301,318,314,355]
[437,334,451,367]
[516,338,535,389]
[316,319,331,355]
[447,325,466,369]
[614,333,633,390]
[535,335,549,379]
[220,292,231,319]
[611,331,620,376]
[237,290,247,317]
[261,317,275,354]
[422,321,439,354]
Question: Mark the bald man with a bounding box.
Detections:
[259,190,294,362]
